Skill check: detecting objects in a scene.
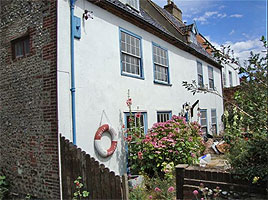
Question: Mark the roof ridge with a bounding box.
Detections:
[149,0,186,36]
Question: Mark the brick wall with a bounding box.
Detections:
[223,86,240,108]
[0,0,60,198]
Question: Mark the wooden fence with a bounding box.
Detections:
[176,164,267,200]
[60,136,128,199]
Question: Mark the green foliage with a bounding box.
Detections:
[184,37,268,183]
[223,37,268,182]
[145,175,175,200]
[129,185,148,200]
[25,193,31,200]
[0,175,9,200]
[129,175,175,200]
[125,93,205,177]
[72,176,89,200]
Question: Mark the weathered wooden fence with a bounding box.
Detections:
[176,164,267,200]
[60,136,127,199]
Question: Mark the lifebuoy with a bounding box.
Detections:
[94,124,118,157]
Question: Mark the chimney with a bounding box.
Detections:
[164,0,182,23]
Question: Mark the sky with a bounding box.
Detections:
[153,0,267,63]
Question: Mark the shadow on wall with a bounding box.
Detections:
[117,110,127,176]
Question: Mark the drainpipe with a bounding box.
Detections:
[70,0,76,145]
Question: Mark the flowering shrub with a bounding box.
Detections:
[193,183,222,200]
[145,175,175,200]
[129,175,176,200]
[126,105,205,176]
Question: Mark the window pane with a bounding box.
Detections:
[211,109,216,124]
[198,75,203,87]
[212,124,217,134]
[24,38,30,55]
[155,65,168,82]
[126,113,145,133]
[201,119,207,126]
[223,72,226,86]
[121,31,141,77]
[197,62,203,87]
[229,71,233,86]
[208,67,213,79]
[197,62,202,74]
[157,112,171,122]
[209,79,214,89]
[15,41,23,57]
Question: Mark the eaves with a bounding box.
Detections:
[89,0,223,69]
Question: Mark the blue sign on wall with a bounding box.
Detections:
[74,16,81,39]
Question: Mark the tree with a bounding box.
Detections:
[183,36,268,182]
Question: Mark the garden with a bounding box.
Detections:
[126,37,268,200]
[125,95,205,200]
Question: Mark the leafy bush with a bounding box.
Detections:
[129,174,175,200]
[223,37,268,183]
[0,175,9,200]
[73,176,89,200]
[183,37,268,184]
[126,102,205,176]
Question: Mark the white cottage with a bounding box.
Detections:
[57,0,224,175]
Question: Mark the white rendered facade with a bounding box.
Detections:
[57,0,224,175]
[222,63,240,88]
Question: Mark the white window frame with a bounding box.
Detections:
[229,70,233,87]
[223,71,226,87]
[197,61,204,88]
[211,109,217,135]
[208,66,214,89]
[200,109,208,135]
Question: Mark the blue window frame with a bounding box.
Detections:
[197,61,204,87]
[200,109,207,134]
[208,66,214,89]
[152,42,171,85]
[119,28,144,79]
[211,109,217,135]
[157,111,172,122]
[124,112,148,134]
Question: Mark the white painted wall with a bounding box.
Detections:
[222,63,240,87]
[57,0,224,175]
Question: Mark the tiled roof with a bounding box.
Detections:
[140,9,174,37]
[152,2,185,28]
[180,24,194,34]
[189,42,215,60]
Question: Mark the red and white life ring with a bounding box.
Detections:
[94,124,118,157]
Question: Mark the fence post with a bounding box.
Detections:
[176,164,188,200]
[122,174,129,200]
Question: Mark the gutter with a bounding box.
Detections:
[92,0,222,69]
[70,0,77,145]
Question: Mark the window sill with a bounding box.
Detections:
[154,80,172,86]
[121,72,144,80]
